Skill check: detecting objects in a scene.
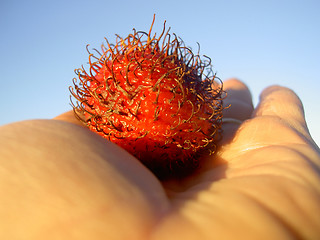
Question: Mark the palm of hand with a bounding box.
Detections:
[0,80,319,239]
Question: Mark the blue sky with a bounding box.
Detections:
[1,0,319,145]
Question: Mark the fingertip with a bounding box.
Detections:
[259,85,301,104]
[219,79,254,145]
[223,78,253,106]
[223,78,249,90]
[54,110,84,127]
[252,85,314,143]
[254,85,304,119]
[223,78,250,90]
[222,78,254,121]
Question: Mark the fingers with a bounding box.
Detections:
[220,79,254,144]
[223,78,254,121]
[252,86,314,144]
[222,85,317,155]
[218,82,318,162]
[253,86,305,125]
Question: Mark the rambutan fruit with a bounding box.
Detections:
[70,17,224,179]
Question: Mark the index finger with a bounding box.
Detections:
[220,79,254,144]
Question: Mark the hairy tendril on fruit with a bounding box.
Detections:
[69,16,225,179]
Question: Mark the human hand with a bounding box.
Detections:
[0,79,319,239]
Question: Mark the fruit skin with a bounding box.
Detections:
[70,18,224,178]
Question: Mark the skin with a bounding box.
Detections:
[0,79,319,239]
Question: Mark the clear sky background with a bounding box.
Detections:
[1,0,319,145]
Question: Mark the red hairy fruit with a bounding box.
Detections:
[70,18,224,178]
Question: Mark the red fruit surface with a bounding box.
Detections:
[70,19,224,178]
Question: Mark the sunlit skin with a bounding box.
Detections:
[0,79,319,239]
